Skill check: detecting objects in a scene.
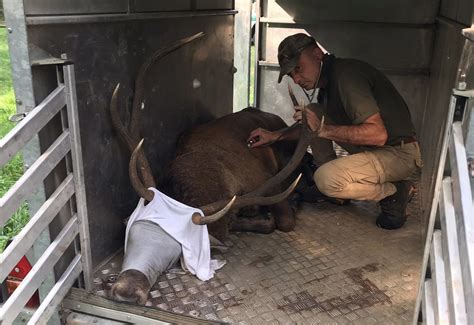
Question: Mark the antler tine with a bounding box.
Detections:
[191,196,237,225]
[288,83,300,107]
[129,139,155,202]
[191,173,302,225]
[110,83,156,189]
[111,32,205,201]
[129,32,205,140]
[240,85,317,198]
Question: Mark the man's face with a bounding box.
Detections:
[288,47,322,90]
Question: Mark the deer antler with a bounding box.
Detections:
[129,32,205,140]
[191,174,302,225]
[110,32,205,200]
[129,139,154,202]
[110,83,156,189]
[240,85,315,198]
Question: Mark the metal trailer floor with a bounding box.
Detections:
[93,198,423,324]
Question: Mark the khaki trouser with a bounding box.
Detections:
[307,104,423,201]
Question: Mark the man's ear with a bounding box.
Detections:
[312,47,324,61]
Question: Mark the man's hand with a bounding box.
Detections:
[247,128,282,148]
[293,105,324,134]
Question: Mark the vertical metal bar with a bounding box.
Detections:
[62,63,93,290]
[252,0,261,107]
[412,94,457,324]
[439,177,468,324]
[449,121,474,319]
[233,0,252,111]
[57,62,85,289]
[3,0,57,311]
[430,230,449,324]
[423,279,435,325]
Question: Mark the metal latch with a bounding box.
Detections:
[8,112,28,123]
[469,157,474,178]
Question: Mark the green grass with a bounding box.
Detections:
[0,27,29,253]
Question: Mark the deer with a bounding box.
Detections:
[108,32,317,305]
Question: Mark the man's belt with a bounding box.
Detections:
[390,136,417,146]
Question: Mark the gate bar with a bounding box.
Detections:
[63,63,93,290]
[0,131,71,226]
[0,216,79,323]
[439,177,468,324]
[0,85,65,168]
[28,255,83,325]
[0,175,75,282]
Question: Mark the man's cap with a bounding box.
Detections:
[277,33,317,83]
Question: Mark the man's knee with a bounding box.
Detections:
[313,162,347,197]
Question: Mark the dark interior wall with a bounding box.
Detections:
[27,15,234,267]
[256,0,437,142]
[439,0,473,26]
[418,4,471,233]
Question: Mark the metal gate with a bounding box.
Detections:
[0,63,92,324]
[414,26,474,324]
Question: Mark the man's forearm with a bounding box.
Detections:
[277,123,301,141]
[319,124,386,146]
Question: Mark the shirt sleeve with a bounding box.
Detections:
[337,69,380,125]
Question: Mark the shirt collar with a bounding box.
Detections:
[319,53,336,89]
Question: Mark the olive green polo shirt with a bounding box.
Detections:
[317,55,416,146]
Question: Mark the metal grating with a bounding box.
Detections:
[94,196,423,324]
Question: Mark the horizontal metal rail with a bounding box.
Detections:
[28,255,83,325]
[0,216,79,323]
[259,17,435,29]
[62,299,170,325]
[0,85,65,168]
[0,174,75,282]
[26,10,237,25]
[0,131,71,227]
[257,60,430,76]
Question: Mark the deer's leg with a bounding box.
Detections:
[269,200,295,232]
[230,209,276,234]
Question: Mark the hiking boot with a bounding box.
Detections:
[376,181,415,230]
